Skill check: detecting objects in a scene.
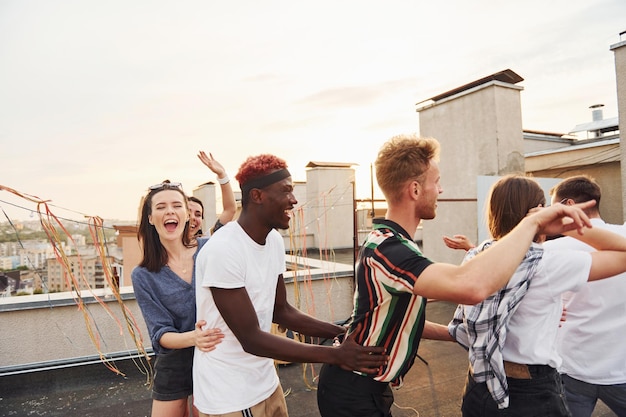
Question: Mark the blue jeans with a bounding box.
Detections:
[462,367,571,417]
[561,374,626,417]
[317,363,394,417]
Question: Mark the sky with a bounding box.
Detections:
[1,0,625,223]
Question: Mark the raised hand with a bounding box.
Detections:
[527,200,595,237]
[197,151,226,178]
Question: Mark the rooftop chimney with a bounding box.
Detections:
[590,103,604,121]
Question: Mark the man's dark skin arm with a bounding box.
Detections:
[272,273,345,338]
[210,275,387,374]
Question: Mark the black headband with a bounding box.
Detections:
[241,168,291,195]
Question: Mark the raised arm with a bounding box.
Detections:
[414,201,595,305]
[197,151,236,226]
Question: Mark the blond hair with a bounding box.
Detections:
[375,134,440,203]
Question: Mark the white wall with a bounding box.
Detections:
[0,255,355,370]
[305,167,355,249]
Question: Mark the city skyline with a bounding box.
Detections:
[1,0,625,222]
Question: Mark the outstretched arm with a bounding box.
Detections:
[197,151,236,226]
[210,279,387,374]
[414,201,595,305]
[422,320,454,341]
[273,274,345,339]
[442,234,475,251]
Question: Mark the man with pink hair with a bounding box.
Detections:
[193,154,387,417]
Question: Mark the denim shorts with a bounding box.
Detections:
[152,347,194,401]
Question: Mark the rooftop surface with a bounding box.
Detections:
[0,250,617,416]
[0,300,616,417]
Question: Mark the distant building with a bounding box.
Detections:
[18,241,61,270]
[0,273,17,296]
[0,242,19,257]
[46,255,117,292]
[0,270,38,296]
[112,225,140,287]
[69,234,87,247]
[0,257,15,270]
[525,105,622,223]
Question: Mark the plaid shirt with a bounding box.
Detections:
[448,241,544,409]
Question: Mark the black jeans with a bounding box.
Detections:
[561,374,626,417]
[317,363,394,417]
[462,366,571,417]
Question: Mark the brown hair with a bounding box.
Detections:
[375,134,440,203]
[137,181,193,272]
[550,174,601,213]
[188,196,204,218]
[487,175,545,240]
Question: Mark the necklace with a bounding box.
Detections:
[167,247,195,279]
[168,259,191,274]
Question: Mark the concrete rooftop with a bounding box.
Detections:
[0,300,616,417]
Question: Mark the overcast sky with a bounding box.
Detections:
[1,0,625,223]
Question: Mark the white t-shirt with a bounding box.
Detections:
[544,219,626,384]
[193,221,286,414]
[502,248,590,369]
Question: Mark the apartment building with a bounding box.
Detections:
[46,254,117,292]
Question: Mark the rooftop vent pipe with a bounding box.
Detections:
[590,104,604,121]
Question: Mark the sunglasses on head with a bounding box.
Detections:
[148,181,183,191]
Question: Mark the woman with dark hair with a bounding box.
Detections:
[132,152,234,417]
[449,174,626,417]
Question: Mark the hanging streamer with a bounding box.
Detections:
[0,184,151,381]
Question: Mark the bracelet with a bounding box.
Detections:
[217,174,230,185]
